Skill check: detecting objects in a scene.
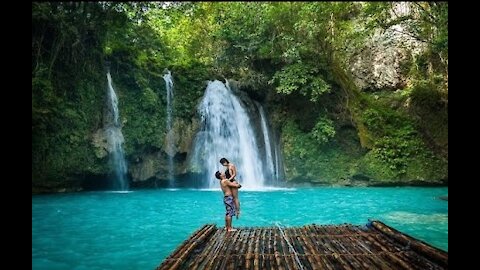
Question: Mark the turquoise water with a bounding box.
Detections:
[32,187,448,270]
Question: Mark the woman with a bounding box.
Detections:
[220,157,241,219]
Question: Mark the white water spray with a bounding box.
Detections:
[105,72,128,191]
[163,70,175,186]
[189,80,268,189]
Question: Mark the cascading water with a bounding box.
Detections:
[274,137,284,183]
[105,72,129,191]
[189,80,268,189]
[163,70,175,187]
[257,102,276,182]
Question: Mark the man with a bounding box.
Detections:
[220,158,241,219]
[215,170,241,232]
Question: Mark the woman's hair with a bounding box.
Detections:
[215,171,222,179]
[219,158,229,164]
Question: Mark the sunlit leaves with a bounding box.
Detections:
[272,63,331,102]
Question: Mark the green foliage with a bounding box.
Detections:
[272,63,331,102]
[282,116,336,162]
[32,2,130,185]
[32,74,107,183]
[112,68,166,154]
[372,133,419,173]
[359,102,446,179]
[171,63,212,119]
[410,80,445,109]
[282,120,317,160]
[361,109,385,135]
[141,87,159,110]
[311,116,336,144]
[281,119,363,183]
[32,2,448,190]
[407,80,448,155]
[273,64,306,95]
[360,140,446,182]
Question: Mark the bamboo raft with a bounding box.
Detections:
[156,220,447,270]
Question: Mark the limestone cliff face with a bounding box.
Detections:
[88,111,201,184]
[350,26,425,92]
[129,153,162,181]
[129,117,200,182]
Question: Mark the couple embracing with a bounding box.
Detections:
[215,157,242,232]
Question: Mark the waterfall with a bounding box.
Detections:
[189,80,267,190]
[273,132,284,183]
[106,72,129,191]
[257,102,276,183]
[163,70,175,187]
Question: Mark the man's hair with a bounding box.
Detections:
[219,158,229,164]
[215,171,222,179]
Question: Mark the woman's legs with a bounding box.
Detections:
[231,185,240,219]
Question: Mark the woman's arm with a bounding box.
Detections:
[226,181,241,188]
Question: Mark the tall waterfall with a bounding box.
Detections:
[257,102,276,183]
[274,137,284,183]
[163,70,175,187]
[106,72,129,191]
[260,104,284,184]
[189,80,268,189]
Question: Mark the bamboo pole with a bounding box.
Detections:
[245,228,256,269]
[339,236,367,269]
[237,229,252,269]
[273,227,285,270]
[259,228,268,269]
[202,231,227,269]
[219,229,242,270]
[400,249,438,270]
[191,230,224,269]
[318,226,352,270]
[297,226,321,269]
[157,224,216,270]
[359,253,394,270]
[253,228,261,270]
[307,225,327,254]
[362,232,413,270]
[161,224,211,261]
[188,231,221,269]
[267,228,273,255]
[266,228,274,269]
[207,230,233,270]
[310,228,338,270]
[158,222,447,270]
[167,225,217,270]
[343,230,375,269]
[311,228,337,270]
[313,255,336,270]
[371,220,448,267]
[278,227,296,270]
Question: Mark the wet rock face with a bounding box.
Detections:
[129,153,161,182]
[91,128,109,159]
[129,118,199,183]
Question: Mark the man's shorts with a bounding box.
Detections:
[224,195,236,217]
